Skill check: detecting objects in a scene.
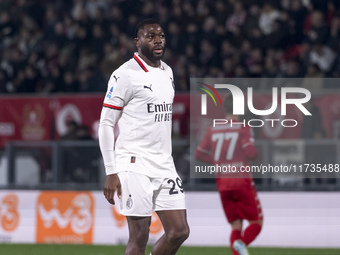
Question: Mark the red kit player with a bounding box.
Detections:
[195,95,263,255]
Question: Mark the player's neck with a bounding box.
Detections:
[137,52,161,68]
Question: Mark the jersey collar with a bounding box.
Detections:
[133,53,165,72]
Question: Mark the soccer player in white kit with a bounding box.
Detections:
[98,19,189,255]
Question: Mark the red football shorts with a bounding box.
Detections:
[219,183,263,223]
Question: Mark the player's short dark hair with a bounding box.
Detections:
[135,19,163,38]
[224,94,233,114]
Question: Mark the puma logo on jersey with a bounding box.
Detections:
[113,75,120,82]
[144,84,153,92]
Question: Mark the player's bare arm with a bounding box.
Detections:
[98,82,126,205]
[104,174,122,205]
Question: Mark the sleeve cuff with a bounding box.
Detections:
[104,162,118,175]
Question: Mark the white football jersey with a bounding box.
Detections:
[101,53,177,178]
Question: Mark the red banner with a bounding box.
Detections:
[0,96,53,147]
[0,93,338,148]
[314,95,340,138]
[172,94,190,138]
[53,95,103,140]
[0,94,191,148]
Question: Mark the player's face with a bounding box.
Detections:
[136,24,166,66]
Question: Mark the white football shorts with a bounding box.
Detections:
[117,171,186,216]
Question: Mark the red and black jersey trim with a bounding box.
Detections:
[103,103,122,110]
[133,54,149,72]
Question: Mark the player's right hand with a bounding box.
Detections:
[104,174,122,205]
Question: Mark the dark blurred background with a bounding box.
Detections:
[1,0,340,93]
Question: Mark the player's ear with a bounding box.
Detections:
[134,37,140,48]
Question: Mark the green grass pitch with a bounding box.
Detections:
[0,244,339,255]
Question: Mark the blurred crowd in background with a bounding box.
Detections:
[1,0,340,94]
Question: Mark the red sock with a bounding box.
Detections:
[241,223,261,245]
[230,229,241,255]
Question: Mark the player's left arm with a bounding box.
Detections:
[98,72,133,204]
[241,127,258,161]
[99,72,133,176]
